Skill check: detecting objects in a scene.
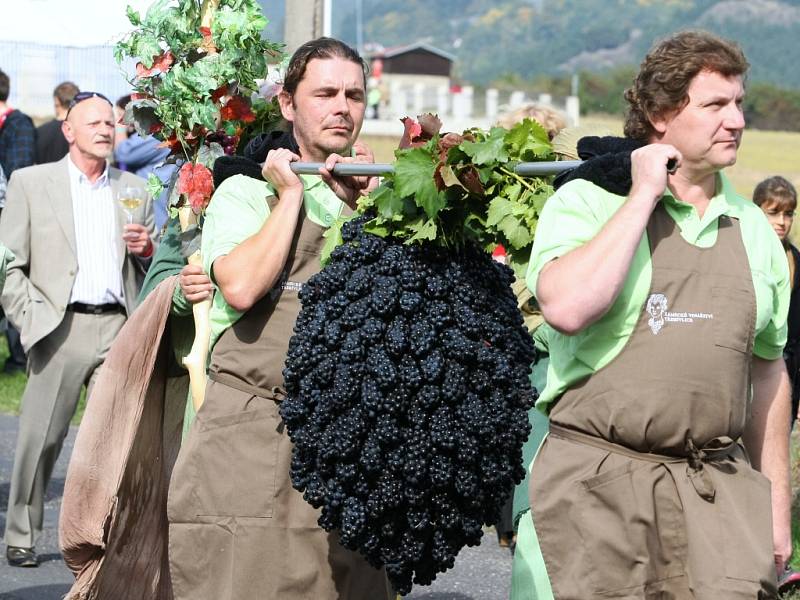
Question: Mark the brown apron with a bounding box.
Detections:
[167,200,392,600]
[530,204,777,599]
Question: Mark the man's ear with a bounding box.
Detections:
[650,112,668,135]
[61,120,75,144]
[277,90,294,123]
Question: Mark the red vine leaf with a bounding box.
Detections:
[177,162,215,211]
[399,117,423,149]
[220,95,255,123]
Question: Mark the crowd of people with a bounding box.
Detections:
[0,28,799,600]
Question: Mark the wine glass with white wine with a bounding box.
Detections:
[116,185,146,224]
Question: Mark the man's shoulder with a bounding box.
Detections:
[723,187,770,224]
[211,173,273,206]
[9,159,64,182]
[36,119,60,132]
[5,110,35,130]
[553,177,619,198]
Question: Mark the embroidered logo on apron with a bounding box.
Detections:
[646,293,713,335]
[268,271,304,300]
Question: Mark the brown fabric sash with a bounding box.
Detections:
[549,424,737,502]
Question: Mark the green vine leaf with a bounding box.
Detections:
[460,126,509,164]
[393,144,444,220]
[115,0,284,171]
[321,214,353,265]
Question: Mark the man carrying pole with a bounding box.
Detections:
[523,30,791,599]
[166,37,392,599]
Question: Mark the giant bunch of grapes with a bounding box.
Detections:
[281,216,537,595]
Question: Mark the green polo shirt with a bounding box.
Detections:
[527,173,790,413]
[202,173,345,350]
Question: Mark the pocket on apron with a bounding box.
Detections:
[578,461,687,594]
[720,464,775,584]
[190,400,281,518]
[711,286,754,353]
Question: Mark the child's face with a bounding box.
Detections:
[760,200,795,242]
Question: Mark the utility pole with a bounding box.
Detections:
[284,0,329,56]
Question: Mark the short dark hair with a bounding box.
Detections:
[116,94,132,111]
[282,37,367,96]
[53,81,80,108]
[624,31,749,141]
[0,69,9,102]
[753,176,797,211]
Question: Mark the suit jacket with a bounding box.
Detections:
[0,155,155,352]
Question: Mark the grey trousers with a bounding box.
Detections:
[3,310,125,549]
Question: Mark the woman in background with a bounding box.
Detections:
[753,176,800,427]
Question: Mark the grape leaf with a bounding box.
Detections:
[439,164,467,190]
[364,220,391,237]
[196,142,225,169]
[486,197,513,228]
[321,215,352,265]
[505,118,553,160]
[372,185,406,219]
[146,173,164,200]
[497,214,534,249]
[406,218,437,243]
[126,6,142,26]
[460,127,509,165]
[394,145,444,219]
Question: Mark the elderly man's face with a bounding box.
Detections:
[62,97,115,161]
[279,57,366,162]
[653,70,745,175]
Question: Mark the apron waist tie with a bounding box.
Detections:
[548,424,737,502]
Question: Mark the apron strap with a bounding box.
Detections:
[206,370,287,401]
[549,424,736,502]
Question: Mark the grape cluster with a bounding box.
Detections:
[281,216,537,595]
[205,129,239,155]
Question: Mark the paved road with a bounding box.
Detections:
[0,413,513,599]
[0,414,74,600]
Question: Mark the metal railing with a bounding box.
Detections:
[290,160,583,177]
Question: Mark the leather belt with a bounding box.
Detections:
[66,302,125,315]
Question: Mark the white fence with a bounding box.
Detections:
[1,41,579,133]
[0,42,134,118]
[364,86,580,138]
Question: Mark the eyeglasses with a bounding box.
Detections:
[65,91,112,118]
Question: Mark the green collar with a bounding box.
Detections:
[661,173,735,243]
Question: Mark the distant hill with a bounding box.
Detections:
[259,0,800,89]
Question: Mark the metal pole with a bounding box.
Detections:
[355,0,363,54]
[290,160,582,177]
[323,0,333,37]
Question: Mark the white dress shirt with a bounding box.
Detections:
[66,156,123,305]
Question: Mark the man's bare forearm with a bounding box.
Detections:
[536,193,654,334]
[745,357,792,568]
[536,144,680,335]
[212,186,303,312]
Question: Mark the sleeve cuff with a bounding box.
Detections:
[752,341,784,361]
[170,281,192,317]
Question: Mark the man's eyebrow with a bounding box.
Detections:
[312,85,365,94]
[701,92,743,104]
[312,86,340,94]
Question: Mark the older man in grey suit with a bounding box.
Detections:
[0,92,156,567]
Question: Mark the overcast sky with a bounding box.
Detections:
[1,0,156,46]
